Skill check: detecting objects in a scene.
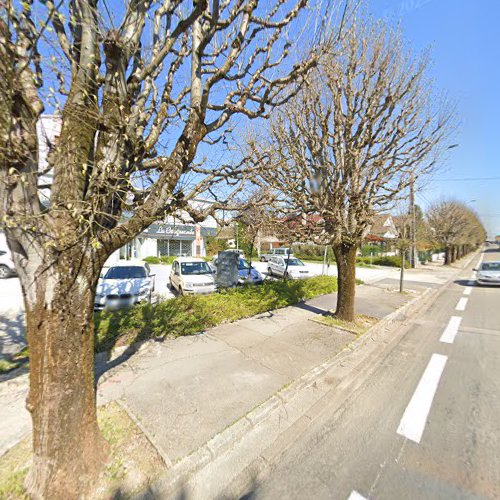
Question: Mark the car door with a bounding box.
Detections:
[277,257,286,276]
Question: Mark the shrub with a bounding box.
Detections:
[360,245,382,257]
[94,276,339,351]
[159,255,176,265]
[143,256,160,264]
[357,255,410,268]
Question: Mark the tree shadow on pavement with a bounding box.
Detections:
[0,310,26,360]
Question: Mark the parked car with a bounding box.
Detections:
[0,249,16,279]
[475,261,500,286]
[267,256,311,279]
[260,247,294,262]
[170,257,217,295]
[212,256,263,285]
[226,248,245,257]
[94,260,155,310]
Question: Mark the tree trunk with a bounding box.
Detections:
[444,246,451,265]
[22,252,108,499]
[333,242,357,322]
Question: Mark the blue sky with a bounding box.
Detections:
[368,0,500,236]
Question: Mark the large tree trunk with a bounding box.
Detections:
[333,242,357,322]
[21,250,108,499]
[444,246,452,265]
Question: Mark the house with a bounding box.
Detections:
[366,214,399,242]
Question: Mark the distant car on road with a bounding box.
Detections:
[475,261,500,286]
[212,256,263,285]
[267,256,311,279]
[169,257,216,295]
[94,260,155,310]
[260,247,294,262]
[0,249,16,279]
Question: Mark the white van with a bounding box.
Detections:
[260,247,294,262]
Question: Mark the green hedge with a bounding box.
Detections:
[94,276,339,352]
[143,255,176,265]
[357,255,410,268]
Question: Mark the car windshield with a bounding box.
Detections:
[238,259,251,270]
[181,262,213,275]
[481,262,500,271]
[285,258,304,266]
[104,266,147,279]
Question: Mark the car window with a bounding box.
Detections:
[0,250,5,256]
[286,258,305,266]
[238,259,251,270]
[481,262,500,271]
[181,262,213,275]
[105,266,147,279]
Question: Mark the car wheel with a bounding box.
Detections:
[260,256,266,262]
[0,265,10,279]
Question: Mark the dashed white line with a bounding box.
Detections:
[397,354,448,443]
[463,286,472,296]
[455,297,468,311]
[348,491,368,500]
[440,316,462,344]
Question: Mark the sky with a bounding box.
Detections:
[367,0,500,236]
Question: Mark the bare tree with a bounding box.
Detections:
[427,200,485,264]
[253,18,454,321]
[0,0,336,495]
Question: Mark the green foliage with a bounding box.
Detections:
[159,255,176,265]
[94,276,339,351]
[357,255,410,268]
[205,236,228,257]
[143,256,161,264]
[143,255,176,265]
[0,347,29,374]
[360,245,382,257]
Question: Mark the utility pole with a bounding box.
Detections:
[409,174,417,268]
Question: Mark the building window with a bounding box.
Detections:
[158,239,193,257]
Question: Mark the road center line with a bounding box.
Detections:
[456,297,468,311]
[440,316,462,343]
[348,491,368,500]
[463,286,472,296]
[397,353,448,443]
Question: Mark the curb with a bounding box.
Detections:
[138,250,481,499]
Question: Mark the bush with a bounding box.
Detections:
[357,255,410,268]
[143,256,160,264]
[94,276,339,351]
[159,255,176,265]
[360,245,382,257]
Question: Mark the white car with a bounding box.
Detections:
[475,261,500,286]
[94,260,155,310]
[267,256,311,279]
[169,257,217,295]
[0,249,16,279]
[260,247,293,262]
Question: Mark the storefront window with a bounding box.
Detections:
[158,239,193,256]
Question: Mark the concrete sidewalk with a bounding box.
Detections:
[0,262,461,469]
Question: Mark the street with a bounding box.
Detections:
[244,245,500,500]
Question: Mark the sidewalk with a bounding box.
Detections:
[0,261,464,476]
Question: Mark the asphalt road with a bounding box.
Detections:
[246,245,500,500]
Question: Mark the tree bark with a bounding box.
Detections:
[444,246,451,265]
[22,250,108,499]
[333,242,357,322]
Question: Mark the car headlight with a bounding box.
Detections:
[184,282,193,289]
[138,289,150,299]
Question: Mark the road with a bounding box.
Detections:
[245,245,500,500]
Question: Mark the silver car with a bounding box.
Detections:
[475,261,500,286]
[0,249,16,279]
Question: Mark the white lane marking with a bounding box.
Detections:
[440,316,462,344]
[456,297,468,311]
[348,492,368,500]
[397,354,448,443]
[463,287,472,296]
